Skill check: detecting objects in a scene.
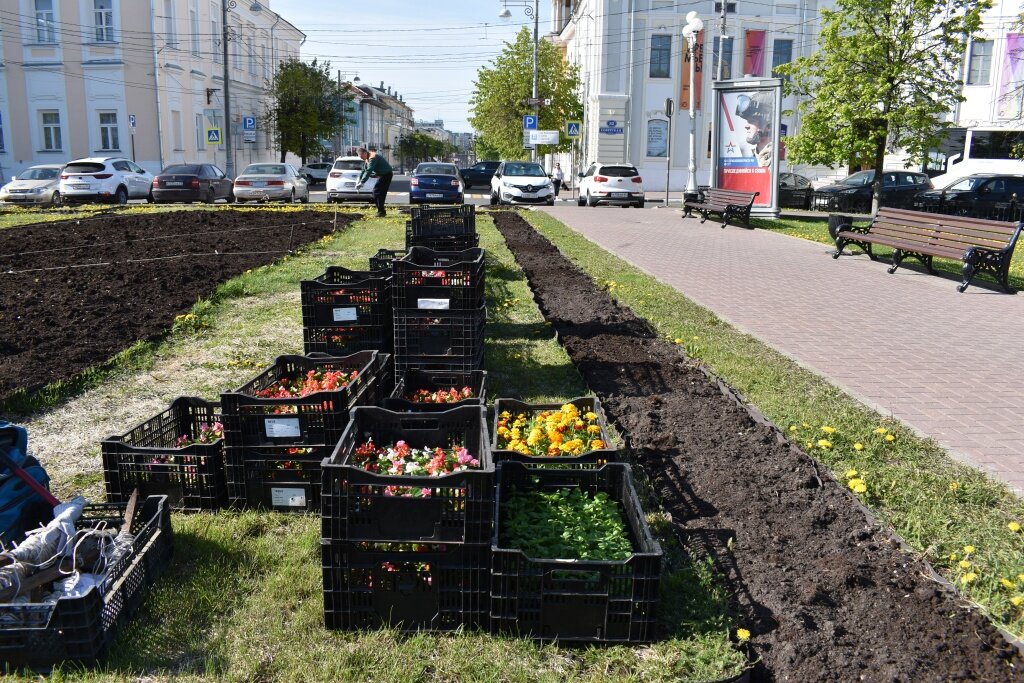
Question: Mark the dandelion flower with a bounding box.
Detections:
[949,482,960,491]
[949,553,957,561]
[802,422,811,428]
[736,628,751,641]
[959,560,971,569]
[674,338,683,344]
[692,335,700,341]
[821,426,836,434]
[1009,522,1022,533]
[874,427,888,435]
[845,469,858,478]
[854,443,865,451]
[964,545,975,554]
[960,572,978,584]
[789,425,798,432]
[853,483,867,494]
[1001,578,1016,590]
[1012,596,1023,607]
[817,439,833,449]
[805,441,814,450]
[1019,573,1024,583]
[884,434,895,442]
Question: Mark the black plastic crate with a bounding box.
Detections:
[101,397,227,511]
[225,444,331,512]
[382,369,487,412]
[300,266,391,329]
[0,496,173,671]
[393,306,485,364]
[405,231,481,252]
[220,351,382,450]
[491,462,663,643]
[392,247,485,310]
[321,405,494,544]
[303,322,393,356]
[408,204,476,236]
[491,397,618,469]
[393,350,485,379]
[322,540,489,632]
[368,248,407,272]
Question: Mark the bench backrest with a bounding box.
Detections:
[870,207,1021,253]
[705,188,759,206]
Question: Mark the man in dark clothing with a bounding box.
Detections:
[356,147,393,217]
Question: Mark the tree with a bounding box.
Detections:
[469,28,582,159]
[779,0,989,212]
[264,58,353,163]
[396,131,457,168]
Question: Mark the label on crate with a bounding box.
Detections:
[271,487,307,507]
[417,298,450,310]
[332,306,358,322]
[264,417,302,438]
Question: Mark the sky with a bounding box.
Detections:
[270,0,553,134]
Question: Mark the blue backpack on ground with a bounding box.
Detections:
[0,421,52,545]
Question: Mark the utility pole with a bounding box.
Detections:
[708,0,727,189]
[222,0,234,178]
[531,0,539,163]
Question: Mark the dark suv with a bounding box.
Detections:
[459,161,500,189]
[812,170,931,213]
[912,174,1024,220]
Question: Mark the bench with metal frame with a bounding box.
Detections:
[683,188,760,229]
[832,207,1024,293]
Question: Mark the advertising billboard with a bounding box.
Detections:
[712,79,782,213]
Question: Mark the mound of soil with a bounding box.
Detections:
[0,209,353,406]
[492,211,1022,681]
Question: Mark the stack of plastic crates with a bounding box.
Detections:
[320,405,494,632]
[101,396,227,511]
[219,351,388,512]
[405,205,479,251]
[300,265,392,356]
[382,369,487,412]
[392,247,485,378]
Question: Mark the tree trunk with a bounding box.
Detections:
[870,123,887,216]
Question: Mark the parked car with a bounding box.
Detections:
[232,163,309,203]
[490,161,555,206]
[0,164,64,206]
[912,173,1024,219]
[778,172,814,210]
[460,161,500,189]
[151,163,234,204]
[576,162,645,208]
[59,157,154,204]
[410,162,464,205]
[299,162,332,185]
[812,169,931,213]
[326,156,376,203]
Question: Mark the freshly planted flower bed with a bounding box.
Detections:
[492,397,617,468]
[381,369,487,412]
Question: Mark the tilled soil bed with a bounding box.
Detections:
[0,209,351,406]
[492,211,1023,682]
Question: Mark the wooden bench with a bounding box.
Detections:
[832,207,1024,293]
[683,188,759,229]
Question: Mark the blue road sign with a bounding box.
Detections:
[566,121,581,138]
[599,126,623,135]
[606,119,618,127]
[206,128,222,143]
[128,114,136,129]
[523,115,538,130]
[243,116,257,131]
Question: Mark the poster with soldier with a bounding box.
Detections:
[713,80,782,210]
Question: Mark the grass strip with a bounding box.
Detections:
[526,209,1024,639]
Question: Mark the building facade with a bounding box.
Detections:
[0,0,304,179]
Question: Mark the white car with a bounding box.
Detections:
[232,163,309,203]
[59,157,154,204]
[326,156,376,203]
[0,164,64,206]
[576,162,645,208]
[490,161,555,206]
[299,161,332,185]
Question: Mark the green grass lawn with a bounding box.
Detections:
[8,206,746,682]
[526,210,1024,639]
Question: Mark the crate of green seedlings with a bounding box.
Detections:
[492,397,618,469]
[381,369,487,412]
[491,461,663,643]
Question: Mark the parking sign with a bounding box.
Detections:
[523,115,538,130]
[243,116,256,131]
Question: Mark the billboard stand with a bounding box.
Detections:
[711,77,783,218]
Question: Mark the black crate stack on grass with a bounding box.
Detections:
[101,397,228,511]
[220,351,388,513]
[300,265,393,357]
[320,405,495,632]
[392,247,486,377]
[405,205,479,252]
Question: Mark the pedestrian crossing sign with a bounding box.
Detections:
[206,127,222,144]
[566,120,582,138]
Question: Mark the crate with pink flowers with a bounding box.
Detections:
[491,397,619,469]
[381,369,487,412]
[101,397,227,511]
[320,405,494,545]
[321,539,489,632]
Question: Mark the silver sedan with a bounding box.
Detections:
[232,163,310,203]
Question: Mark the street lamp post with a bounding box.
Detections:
[682,12,704,194]
[500,0,540,162]
[221,1,263,178]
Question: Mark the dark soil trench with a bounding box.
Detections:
[491,211,1022,682]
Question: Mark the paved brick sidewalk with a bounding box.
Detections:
[539,205,1024,493]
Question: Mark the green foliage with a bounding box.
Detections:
[779,0,989,207]
[396,130,457,167]
[264,58,353,163]
[470,28,583,158]
[503,488,633,560]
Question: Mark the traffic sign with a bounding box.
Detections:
[565,120,581,138]
[243,131,256,143]
[242,116,256,131]
[128,114,137,130]
[205,127,222,144]
[528,130,559,145]
[522,130,534,150]
[523,115,538,130]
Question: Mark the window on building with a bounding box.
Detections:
[650,35,672,79]
[0,115,6,152]
[967,39,992,85]
[712,36,734,79]
[196,113,205,149]
[189,2,200,55]
[163,0,177,47]
[99,112,119,150]
[651,0,674,9]
[713,2,737,13]
[232,23,241,67]
[775,4,797,14]
[94,0,114,42]
[172,110,183,150]
[211,10,221,63]
[40,111,61,150]
[262,43,268,79]
[35,0,55,43]
[772,39,793,80]
[247,36,256,74]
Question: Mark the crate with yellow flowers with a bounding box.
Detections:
[491,397,619,469]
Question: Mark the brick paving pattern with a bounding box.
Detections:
[540,205,1024,493]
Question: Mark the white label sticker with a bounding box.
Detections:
[417,298,450,310]
[332,307,358,322]
[271,487,306,507]
[264,417,301,438]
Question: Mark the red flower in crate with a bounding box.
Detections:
[352,439,480,498]
[174,421,224,448]
[405,386,474,404]
[255,369,359,399]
